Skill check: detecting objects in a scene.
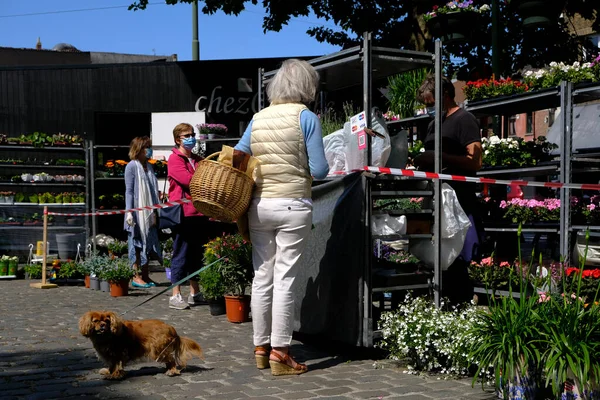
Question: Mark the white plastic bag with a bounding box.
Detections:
[323,128,346,174]
[409,183,472,270]
[372,214,407,236]
[322,108,392,174]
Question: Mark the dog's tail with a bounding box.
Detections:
[175,336,204,367]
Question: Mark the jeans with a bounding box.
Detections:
[249,198,312,348]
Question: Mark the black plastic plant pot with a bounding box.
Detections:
[514,0,564,28]
[426,11,480,43]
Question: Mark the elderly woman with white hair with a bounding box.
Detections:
[234,58,328,376]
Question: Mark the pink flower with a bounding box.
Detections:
[589,204,597,211]
[500,261,510,268]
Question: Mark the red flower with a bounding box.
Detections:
[433,5,439,10]
[593,269,600,279]
[566,267,579,277]
[583,270,593,278]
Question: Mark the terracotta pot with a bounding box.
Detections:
[224,295,251,323]
[109,280,129,297]
[84,275,90,288]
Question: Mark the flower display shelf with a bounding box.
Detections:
[477,162,559,177]
[464,87,560,117]
[473,286,524,299]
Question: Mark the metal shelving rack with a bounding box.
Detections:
[258,33,444,347]
[0,142,90,257]
[464,81,600,263]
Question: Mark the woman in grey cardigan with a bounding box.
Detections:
[124,136,162,288]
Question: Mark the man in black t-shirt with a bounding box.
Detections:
[414,75,483,303]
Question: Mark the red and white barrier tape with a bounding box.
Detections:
[329,166,600,191]
[45,166,599,217]
[45,199,191,216]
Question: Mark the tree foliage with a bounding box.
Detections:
[130,0,599,79]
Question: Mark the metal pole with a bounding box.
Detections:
[363,31,373,166]
[433,40,443,307]
[89,142,97,253]
[257,68,264,111]
[192,0,199,61]
[491,0,500,78]
[559,81,573,263]
[362,31,373,347]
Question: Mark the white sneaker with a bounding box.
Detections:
[169,294,190,310]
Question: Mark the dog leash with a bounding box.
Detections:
[120,257,223,316]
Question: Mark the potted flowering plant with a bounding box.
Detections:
[196,123,228,140]
[98,257,134,297]
[468,255,516,290]
[463,78,529,102]
[203,233,253,323]
[499,198,561,225]
[522,60,599,90]
[424,0,491,42]
[481,134,557,169]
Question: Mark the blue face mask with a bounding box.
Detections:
[182,137,196,150]
[145,148,153,159]
[426,106,436,117]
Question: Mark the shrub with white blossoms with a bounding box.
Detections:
[481,134,557,168]
[377,292,479,376]
[522,60,600,90]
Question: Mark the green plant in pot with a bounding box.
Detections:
[107,240,128,257]
[539,231,600,399]
[198,266,227,316]
[468,225,544,398]
[24,264,43,279]
[99,257,134,297]
[57,260,85,281]
[204,233,253,323]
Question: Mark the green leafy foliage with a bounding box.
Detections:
[129,0,600,81]
[203,233,253,296]
[24,264,42,279]
[387,69,431,119]
[58,260,84,279]
[98,257,135,283]
[198,266,227,300]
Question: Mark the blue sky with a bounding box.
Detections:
[0,0,342,60]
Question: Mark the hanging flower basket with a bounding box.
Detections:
[426,11,480,43]
[512,0,565,28]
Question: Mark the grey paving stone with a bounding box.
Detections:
[312,387,355,396]
[350,389,393,398]
[25,392,64,400]
[278,391,319,399]
[240,387,285,397]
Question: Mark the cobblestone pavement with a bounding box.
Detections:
[0,274,497,400]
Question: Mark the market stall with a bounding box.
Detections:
[257,33,443,347]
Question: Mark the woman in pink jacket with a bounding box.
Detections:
[167,122,211,310]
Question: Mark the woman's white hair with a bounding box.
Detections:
[267,59,319,105]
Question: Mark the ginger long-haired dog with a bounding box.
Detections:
[79,311,203,380]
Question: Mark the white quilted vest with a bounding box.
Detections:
[250,103,312,198]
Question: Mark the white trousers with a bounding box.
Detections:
[249,198,312,348]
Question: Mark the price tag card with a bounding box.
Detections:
[350,111,367,150]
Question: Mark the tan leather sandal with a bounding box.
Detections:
[269,350,308,376]
[254,345,270,369]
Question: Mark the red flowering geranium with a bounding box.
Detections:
[563,267,600,301]
[463,78,529,102]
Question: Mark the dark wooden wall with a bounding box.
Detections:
[0,58,293,141]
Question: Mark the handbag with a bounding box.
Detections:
[158,177,183,231]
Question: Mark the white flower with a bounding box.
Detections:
[549,61,558,67]
[479,4,490,11]
[489,136,500,145]
[484,150,490,155]
[420,148,425,153]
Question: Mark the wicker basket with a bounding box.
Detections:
[189,152,254,223]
